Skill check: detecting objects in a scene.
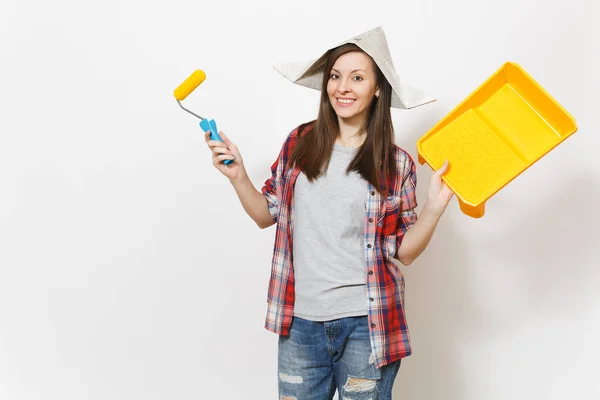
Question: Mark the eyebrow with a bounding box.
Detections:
[331,68,366,74]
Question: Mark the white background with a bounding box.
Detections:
[1,0,598,398]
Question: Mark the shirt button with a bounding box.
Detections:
[368,271,374,275]
[367,244,372,248]
[371,191,375,195]
[371,323,376,328]
[369,218,373,223]
[369,297,374,302]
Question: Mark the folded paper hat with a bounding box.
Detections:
[273,26,436,109]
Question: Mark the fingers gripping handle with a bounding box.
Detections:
[200,118,233,165]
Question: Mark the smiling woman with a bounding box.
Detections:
[328,52,380,125]
[203,26,455,399]
[288,43,394,192]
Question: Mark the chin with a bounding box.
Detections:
[335,108,360,120]
[331,106,354,118]
[337,113,357,121]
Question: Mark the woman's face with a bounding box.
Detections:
[326,51,380,124]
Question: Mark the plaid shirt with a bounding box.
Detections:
[261,122,418,368]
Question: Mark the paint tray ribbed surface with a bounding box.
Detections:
[417,62,577,218]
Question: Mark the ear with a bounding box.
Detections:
[375,87,380,98]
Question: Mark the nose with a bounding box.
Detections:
[337,77,351,94]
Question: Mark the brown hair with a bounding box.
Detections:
[288,43,396,193]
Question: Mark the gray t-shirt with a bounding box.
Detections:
[292,143,369,321]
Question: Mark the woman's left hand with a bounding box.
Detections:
[424,160,454,216]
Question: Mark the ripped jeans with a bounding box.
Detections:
[278,316,401,400]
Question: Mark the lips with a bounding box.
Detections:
[336,98,356,107]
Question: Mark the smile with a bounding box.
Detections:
[336,98,356,106]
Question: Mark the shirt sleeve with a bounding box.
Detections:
[396,154,418,248]
[261,155,281,224]
[260,127,300,224]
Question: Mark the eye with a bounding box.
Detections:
[330,73,339,79]
[352,76,363,81]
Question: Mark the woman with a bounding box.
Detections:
[205,28,453,400]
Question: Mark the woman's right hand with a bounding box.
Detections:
[204,130,247,183]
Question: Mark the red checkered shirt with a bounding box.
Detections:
[261,122,418,368]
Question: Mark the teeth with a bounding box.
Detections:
[338,99,355,104]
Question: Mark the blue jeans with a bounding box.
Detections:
[278,316,401,400]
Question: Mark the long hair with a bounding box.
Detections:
[287,43,396,194]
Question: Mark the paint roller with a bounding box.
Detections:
[174,70,233,165]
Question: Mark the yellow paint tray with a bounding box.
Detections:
[417,62,577,218]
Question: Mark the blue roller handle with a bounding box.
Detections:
[200,118,233,165]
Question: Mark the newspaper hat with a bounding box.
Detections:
[273,26,436,109]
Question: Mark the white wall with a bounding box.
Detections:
[0,0,598,398]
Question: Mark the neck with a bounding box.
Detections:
[336,114,367,148]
